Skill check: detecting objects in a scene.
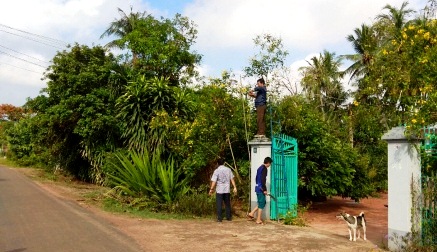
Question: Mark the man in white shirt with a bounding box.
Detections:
[209,158,237,222]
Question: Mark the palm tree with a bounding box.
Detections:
[300,51,346,118]
[100,7,148,64]
[375,1,415,123]
[342,24,378,82]
[377,1,414,37]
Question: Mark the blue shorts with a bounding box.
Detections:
[256,193,266,209]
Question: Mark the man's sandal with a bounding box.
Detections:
[246,213,255,220]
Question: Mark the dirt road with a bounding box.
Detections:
[1,165,385,252]
[0,165,142,252]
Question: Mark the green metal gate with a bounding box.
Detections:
[270,134,298,219]
[421,127,437,246]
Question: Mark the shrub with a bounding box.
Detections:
[282,203,311,227]
[104,149,190,204]
[172,185,216,217]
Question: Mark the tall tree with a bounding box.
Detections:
[244,33,289,81]
[102,8,201,86]
[300,51,347,119]
[100,7,147,64]
[243,34,295,96]
[343,24,378,82]
[377,1,414,38]
[23,44,121,181]
[126,14,201,85]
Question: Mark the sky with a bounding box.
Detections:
[0,0,429,106]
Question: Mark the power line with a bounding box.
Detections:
[0,23,68,46]
[0,61,44,75]
[0,44,50,64]
[0,29,65,50]
[0,50,47,68]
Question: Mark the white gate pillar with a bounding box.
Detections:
[248,137,272,220]
[382,126,421,251]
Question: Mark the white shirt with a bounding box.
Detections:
[211,165,234,194]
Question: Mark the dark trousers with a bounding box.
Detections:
[216,193,231,221]
[256,104,267,135]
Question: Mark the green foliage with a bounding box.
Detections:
[6,118,33,161]
[0,121,13,156]
[342,24,378,81]
[350,2,437,130]
[102,197,185,220]
[0,155,19,167]
[389,232,437,252]
[172,186,216,217]
[14,2,437,211]
[5,115,53,168]
[104,149,190,204]
[300,50,347,118]
[277,95,375,199]
[116,76,193,153]
[352,103,388,191]
[102,9,201,85]
[22,44,122,181]
[282,203,310,226]
[176,82,250,180]
[243,33,295,96]
[100,7,148,51]
[244,33,289,79]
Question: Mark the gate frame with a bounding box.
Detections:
[270,134,298,220]
[420,127,437,246]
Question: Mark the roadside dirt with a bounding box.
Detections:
[17,168,387,252]
[306,194,388,247]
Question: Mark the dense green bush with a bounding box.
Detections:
[175,83,250,181]
[5,115,54,170]
[277,95,378,200]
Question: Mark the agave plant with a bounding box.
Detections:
[106,148,189,204]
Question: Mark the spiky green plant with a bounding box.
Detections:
[105,149,189,204]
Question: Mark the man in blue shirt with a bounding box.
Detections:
[248,78,267,137]
[247,157,272,224]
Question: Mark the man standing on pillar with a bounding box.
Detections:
[248,78,267,138]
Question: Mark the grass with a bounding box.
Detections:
[0,156,22,168]
[102,197,189,220]
[0,157,59,181]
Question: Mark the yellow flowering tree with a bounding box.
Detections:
[377,20,437,128]
[352,2,437,131]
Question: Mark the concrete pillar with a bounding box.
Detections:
[381,126,421,251]
[248,137,272,220]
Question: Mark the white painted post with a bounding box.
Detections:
[248,137,272,220]
[381,126,421,251]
